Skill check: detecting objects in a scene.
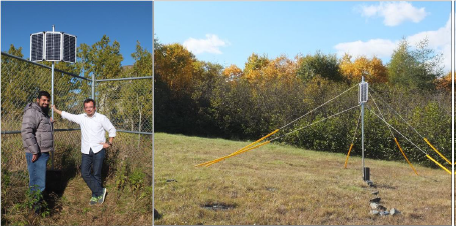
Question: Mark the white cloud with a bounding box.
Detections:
[358,2,428,26]
[407,16,451,72]
[334,39,398,59]
[334,15,451,72]
[183,34,228,55]
[407,16,450,49]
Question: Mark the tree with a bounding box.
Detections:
[339,53,388,84]
[262,55,297,82]
[435,71,451,93]
[1,45,42,126]
[222,64,243,81]
[297,51,343,82]
[78,35,123,80]
[388,38,443,91]
[154,41,201,133]
[120,41,153,132]
[77,35,124,117]
[154,43,195,96]
[243,53,269,80]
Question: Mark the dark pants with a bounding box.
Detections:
[26,152,50,194]
[81,148,105,197]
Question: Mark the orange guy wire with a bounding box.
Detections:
[204,141,272,167]
[426,154,451,174]
[344,143,354,168]
[195,129,279,167]
[423,138,451,165]
[394,138,418,175]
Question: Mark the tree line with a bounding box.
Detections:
[154,37,451,167]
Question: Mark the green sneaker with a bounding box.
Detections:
[89,197,98,205]
[97,188,107,204]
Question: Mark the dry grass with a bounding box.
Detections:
[2,132,153,225]
[154,133,451,225]
[3,176,152,226]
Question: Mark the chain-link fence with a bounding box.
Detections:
[2,52,89,185]
[94,77,153,172]
[1,52,152,217]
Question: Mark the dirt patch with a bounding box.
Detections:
[265,187,277,192]
[201,202,237,211]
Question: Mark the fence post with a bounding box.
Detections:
[51,61,55,170]
[92,73,95,99]
[138,105,142,150]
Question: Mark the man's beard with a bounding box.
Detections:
[41,106,50,115]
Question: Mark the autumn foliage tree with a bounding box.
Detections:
[154,40,225,134]
[154,43,196,97]
[339,54,388,84]
[262,55,298,82]
[434,71,451,93]
[222,64,243,81]
[243,53,269,80]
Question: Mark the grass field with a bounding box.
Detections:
[154,132,451,225]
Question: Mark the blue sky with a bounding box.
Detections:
[1,1,152,66]
[154,1,451,73]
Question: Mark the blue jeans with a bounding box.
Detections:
[26,152,50,194]
[81,148,105,197]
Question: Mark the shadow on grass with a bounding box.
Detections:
[44,147,79,216]
[44,146,121,216]
[154,208,161,220]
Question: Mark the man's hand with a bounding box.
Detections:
[32,154,39,162]
[51,105,62,115]
[100,142,111,149]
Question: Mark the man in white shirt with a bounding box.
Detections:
[52,98,116,205]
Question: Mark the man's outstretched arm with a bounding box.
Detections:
[52,105,63,115]
[52,105,82,124]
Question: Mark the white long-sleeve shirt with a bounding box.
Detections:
[61,111,116,154]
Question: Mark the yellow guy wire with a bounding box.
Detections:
[344,143,354,169]
[344,112,361,169]
[394,138,418,175]
[195,129,279,167]
[425,154,452,174]
[202,142,267,168]
[370,93,418,175]
[204,141,271,167]
[229,129,279,156]
[423,138,451,165]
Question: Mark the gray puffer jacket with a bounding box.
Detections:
[21,102,54,154]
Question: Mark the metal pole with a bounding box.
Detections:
[138,110,142,150]
[361,76,365,180]
[92,73,95,99]
[51,25,55,120]
[51,62,55,120]
[51,25,55,170]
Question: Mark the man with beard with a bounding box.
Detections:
[21,91,54,214]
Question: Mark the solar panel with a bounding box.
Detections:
[30,32,44,62]
[45,32,62,61]
[30,30,77,63]
[359,81,368,103]
[63,33,76,63]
